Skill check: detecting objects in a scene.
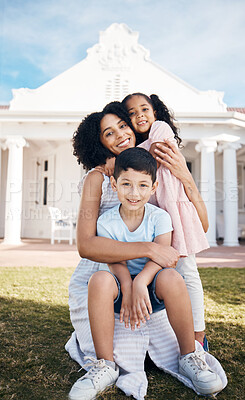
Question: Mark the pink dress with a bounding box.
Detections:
[138,120,209,256]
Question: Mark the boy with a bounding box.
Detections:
[69,148,222,400]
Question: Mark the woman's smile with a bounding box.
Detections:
[117,138,131,148]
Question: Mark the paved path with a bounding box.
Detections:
[0,239,245,268]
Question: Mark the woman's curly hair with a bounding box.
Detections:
[122,93,182,147]
[72,102,138,171]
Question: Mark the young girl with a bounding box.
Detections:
[122,93,209,347]
[66,102,226,400]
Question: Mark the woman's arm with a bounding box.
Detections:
[76,170,180,264]
[153,140,209,232]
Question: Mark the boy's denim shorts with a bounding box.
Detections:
[108,270,165,314]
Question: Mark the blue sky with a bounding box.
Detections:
[0,0,244,106]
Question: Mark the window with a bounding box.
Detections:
[43,159,48,206]
[43,177,48,205]
[186,161,192,173]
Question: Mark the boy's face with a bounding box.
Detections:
[125,95,157,137]
[110,168,158,213]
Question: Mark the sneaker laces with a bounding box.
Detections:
[78,356,107,381]
[187,351,210,374]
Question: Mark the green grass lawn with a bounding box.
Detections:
[0,267,244,400]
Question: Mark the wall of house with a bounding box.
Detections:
[21,140,82,239]
[0,149,8,238]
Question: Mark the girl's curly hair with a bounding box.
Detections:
[122,93,182,147]
[72,102,138,171]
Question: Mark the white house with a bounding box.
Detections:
[0,23,245,246]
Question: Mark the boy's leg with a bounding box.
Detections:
[155,268,195,355]
[88,270,119,361]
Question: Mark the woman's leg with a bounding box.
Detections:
[155,268,195,355]
[88,270,119,361]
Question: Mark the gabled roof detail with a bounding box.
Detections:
[87,23,150,71]
[9,23,227,113]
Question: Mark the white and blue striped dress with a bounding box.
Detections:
[65,171,227,400]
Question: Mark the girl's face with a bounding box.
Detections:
[125,95,156,138]
[100,113,136,155]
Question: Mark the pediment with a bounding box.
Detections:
[9,23,226,113]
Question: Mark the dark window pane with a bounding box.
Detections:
[43,177,48,205]
[187,162,192,173]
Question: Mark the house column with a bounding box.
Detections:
[218,142,241,246]
[3,136,27,245]
[195,139,217,246]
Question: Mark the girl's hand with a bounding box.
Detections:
[154,140,209,232]
[154,140,191,183]
[104,157,116,177]
[94,165,106,174]
[94,157,115,177]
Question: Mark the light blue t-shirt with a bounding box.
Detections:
[97,203,173,275]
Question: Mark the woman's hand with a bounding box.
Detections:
[149,243,179,268]
[154,140,191,184]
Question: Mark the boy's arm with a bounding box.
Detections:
[108,261,133,328]
[132,232,177,327]
[107,261,132,290]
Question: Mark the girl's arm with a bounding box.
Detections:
[153,141,209,232]
[76,170,180,263]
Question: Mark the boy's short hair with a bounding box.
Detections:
[113,147,157,183]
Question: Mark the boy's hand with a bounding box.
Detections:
[120,288,132,329]
[131,276,152,329]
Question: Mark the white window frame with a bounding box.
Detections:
[237,162,245,212]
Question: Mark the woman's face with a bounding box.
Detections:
[125,95,156,137]
[100,113,136,155]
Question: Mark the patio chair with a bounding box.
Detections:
[48,207,74,245]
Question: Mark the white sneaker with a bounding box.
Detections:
[179,350,223,395]
[68,357,119,400]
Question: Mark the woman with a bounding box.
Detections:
[66,102,226,400]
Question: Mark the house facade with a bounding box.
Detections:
[1,23,245,246]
